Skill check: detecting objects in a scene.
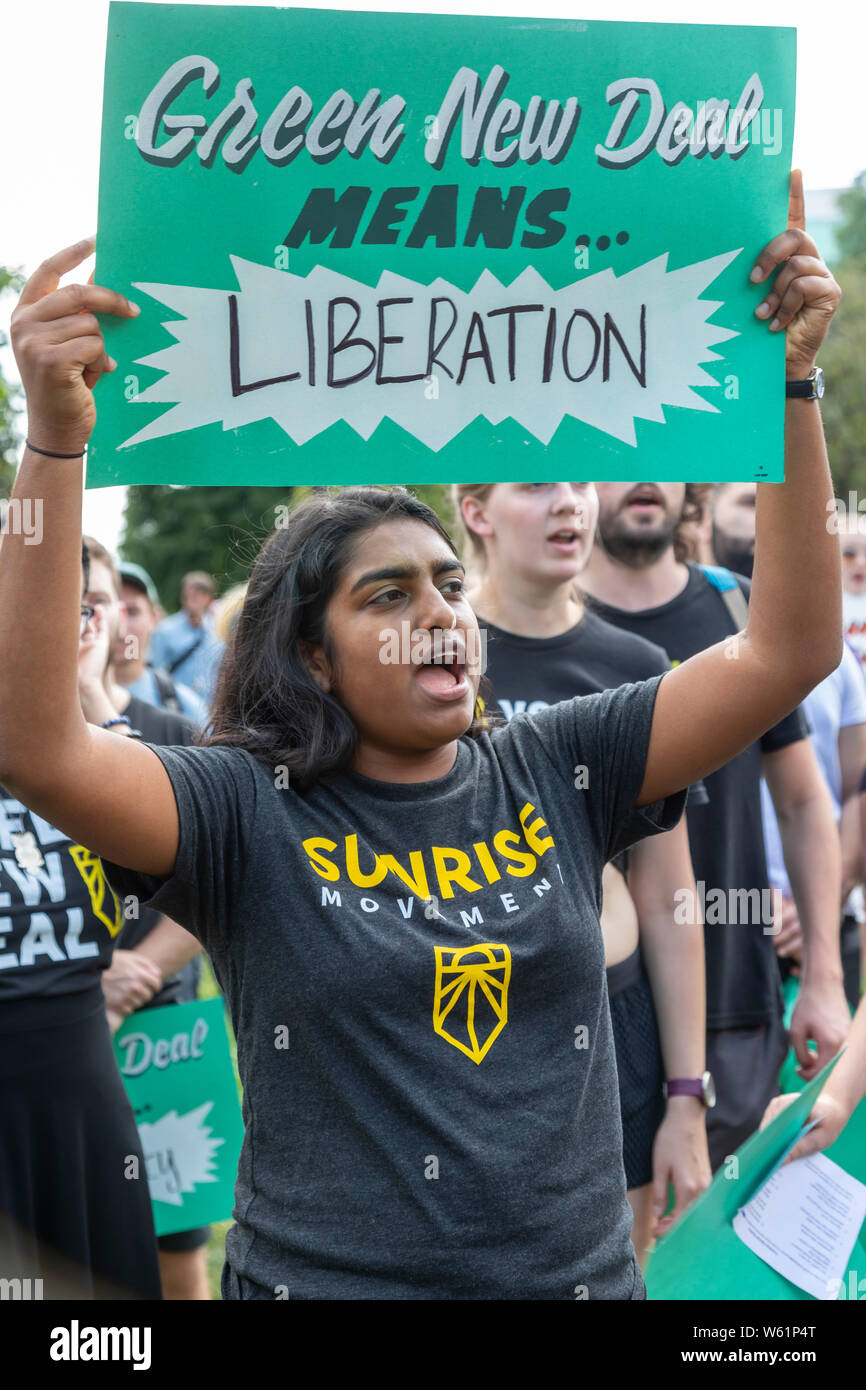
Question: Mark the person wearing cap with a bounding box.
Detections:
[149,571,225,708]
[114,562,209,727]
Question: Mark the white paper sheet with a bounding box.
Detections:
[733,1153,866,1300]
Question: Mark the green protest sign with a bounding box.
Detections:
[113,997,243,1237]
[90,3,795,488]
[646,1048,866,1301]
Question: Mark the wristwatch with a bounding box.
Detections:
[663,1071,716,1108]
[785,365,824,400]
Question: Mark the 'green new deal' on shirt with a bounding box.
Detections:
[105,675,684,1299]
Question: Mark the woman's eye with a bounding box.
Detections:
[369,588,405,605]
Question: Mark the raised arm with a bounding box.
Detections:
[1,238,179,875]
[638,173,842,808]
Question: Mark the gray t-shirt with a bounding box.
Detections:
[105,674,685,1300]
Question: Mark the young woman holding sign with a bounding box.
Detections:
[2,177,844,1298]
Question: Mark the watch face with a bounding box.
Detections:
[702,1070,717,1109]
[814,367,825,399]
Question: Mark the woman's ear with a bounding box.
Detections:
[299,640,333,693]
[461,494,494,541]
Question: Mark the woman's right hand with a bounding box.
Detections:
[102,949,163,1032]
[759,1090,850,1162]
[10,237,140,456]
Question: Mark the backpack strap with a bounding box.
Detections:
[165,628,206,677]
[699,564,749,629]
[149,665,184,715]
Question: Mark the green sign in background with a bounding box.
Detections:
[647,985,866,1301]
[114,996,243,1237]
[90,4,796,488]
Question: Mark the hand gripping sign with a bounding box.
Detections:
[90,4,795,488]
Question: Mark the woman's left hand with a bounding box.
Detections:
[750,170,842,380]
[651,1098,712,1239]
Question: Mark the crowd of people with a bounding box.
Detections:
[2,185,866,1303]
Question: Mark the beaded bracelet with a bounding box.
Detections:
[101,716,131,730]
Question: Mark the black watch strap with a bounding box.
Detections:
[786,367,823,399]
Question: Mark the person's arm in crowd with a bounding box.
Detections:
[0,239,179,874]
[101,949,163,1034]
[102,916,203,1034]
[839,722,866,903]
[131,914,202,979]
[763,740,849,1078]
[771,721,866,957]
[840,796,862,907]
[762,990,866,1161]
[626,822,711,1236]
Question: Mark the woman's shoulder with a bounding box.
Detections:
[146,740,280,807]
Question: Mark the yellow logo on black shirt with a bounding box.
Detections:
[433,943,511,1064]
[68,845,124,937]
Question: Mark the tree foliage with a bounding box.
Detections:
[821,263,866,497]
[821,172,866,497]
[121,480,460,606]
[121,485,296,609]
[0,266,25,496]
[835,173,866,265]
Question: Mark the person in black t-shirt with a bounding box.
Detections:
[581,482,850,1169]
[0,545,161,1299]
[82,538,211,1301]
[454,480,711,1263]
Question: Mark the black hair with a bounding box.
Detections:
[207,486,486,790]
[81,540,90,596]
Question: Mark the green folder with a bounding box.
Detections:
[646,996,866,1300]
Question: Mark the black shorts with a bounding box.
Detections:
[0,985,162,1299]
[606,948,665,1190]
[158,1226,211,1253]
[705,1012,789,1172]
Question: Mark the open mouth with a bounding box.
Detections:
[626,485,663,511]
[414,632,469,699]
[548,527,581,549]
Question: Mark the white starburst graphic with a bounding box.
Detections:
[121,251,740,453]
[140,1103,224,1207]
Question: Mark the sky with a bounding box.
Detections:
[2,0,865,551]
